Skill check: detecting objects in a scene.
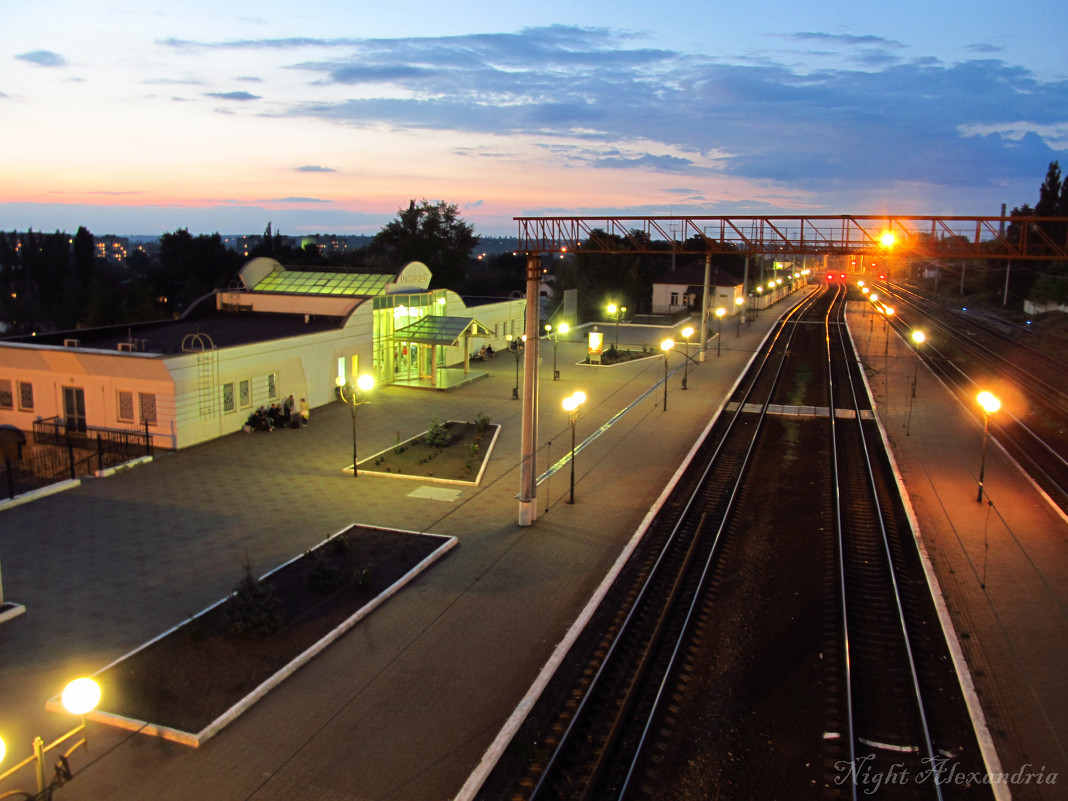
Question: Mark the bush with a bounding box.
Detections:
[353,563,373,592]
[304,548,347,594]
[464,442,480,473]
[472,411,491,436]
[228,560,286,636]
[425,417,450,448]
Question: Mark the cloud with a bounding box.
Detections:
[205,90,261,101]
[965,43,1004,56]
[269,197,330,203]
[15,50,68,68]
[156,25,1068,207]
[785,32,905,49]
[592,154,694,171]
[295,165,336,173]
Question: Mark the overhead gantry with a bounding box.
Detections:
[512,213,1068,526]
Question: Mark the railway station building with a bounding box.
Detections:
[0,258,525,450]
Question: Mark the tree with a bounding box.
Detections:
[157,228,244,311]
[72,226,96,286]
[1035,161,1062,217]
[371,200,479,289]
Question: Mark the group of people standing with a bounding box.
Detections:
[245,394,309,432]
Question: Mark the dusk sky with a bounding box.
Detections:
[2,1,1067,237]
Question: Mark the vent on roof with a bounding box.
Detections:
[117,342,134,352]
[63,338,80,347]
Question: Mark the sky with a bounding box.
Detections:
[2,0,1067,237]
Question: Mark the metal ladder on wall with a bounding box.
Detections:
[182,332,219,419]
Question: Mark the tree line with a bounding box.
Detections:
[0,200,530,335]
[1007,161,1068,306]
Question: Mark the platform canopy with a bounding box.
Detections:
[393,316,491,346]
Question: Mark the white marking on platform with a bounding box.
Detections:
[858,737,920,753]
[408,486,463,502]
[726,402,874,420]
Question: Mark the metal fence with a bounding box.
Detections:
[1,419,153,501]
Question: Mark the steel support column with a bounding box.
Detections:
[518,254,540,526]
[699,253,711,362]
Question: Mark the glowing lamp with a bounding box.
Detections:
[62,678,101,716]
[977,391,1001,414]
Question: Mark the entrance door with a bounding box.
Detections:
[63,386,87,433]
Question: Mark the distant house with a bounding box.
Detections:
[651,262,744,315]
[0,259,523,450]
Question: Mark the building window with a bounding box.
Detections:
[0,379,12,410]
[117,390,135,422]
[670,292,679,306]
[267,373,277,399]
[239,379,251,409]
[18,381,33,411]
[139,393,157,426]
[223,383,235,414]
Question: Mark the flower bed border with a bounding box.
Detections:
[46,525,457,747]
[354,421,500,486]
[581,352,663,367]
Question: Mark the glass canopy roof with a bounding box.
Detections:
[393,316,491,346]
[252,270,394,296]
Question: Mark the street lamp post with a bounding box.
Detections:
[607,304,626,350]
[735,296,744,336]
[545,322,569,380]
[910,330,925,398]
[506,334,526,399]
[660,339,674,410]
[883,306,895,355]
[905,330,925,436]
[335,374,375,477]
[976,391,1001,502]
[0,678,101,799]
[562,391,587,504]
[680,327,694,389]
[715,307,726,356]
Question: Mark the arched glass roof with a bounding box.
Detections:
[252,269,395,296]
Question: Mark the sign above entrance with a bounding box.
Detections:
[387,261,433,294]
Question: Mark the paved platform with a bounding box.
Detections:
[2,291,1063,801]
[848,304,1068,801]
[0,307,779,801]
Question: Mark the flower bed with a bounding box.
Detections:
[357,420,500,484]
[61,525,456,746]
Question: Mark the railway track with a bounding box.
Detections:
[481,285,991,800]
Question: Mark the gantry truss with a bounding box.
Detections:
[515,215,1068,261]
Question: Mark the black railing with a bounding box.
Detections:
[1,420,153,501]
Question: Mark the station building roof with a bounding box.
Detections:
[2,259,434,355]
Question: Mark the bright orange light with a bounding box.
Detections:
[881,232,896,247]
[977,391,1001,414]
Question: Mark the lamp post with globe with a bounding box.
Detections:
[335,374,375,477]
[0,678,101,798]
[562,391,587,504]
[976,391,1001,503]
